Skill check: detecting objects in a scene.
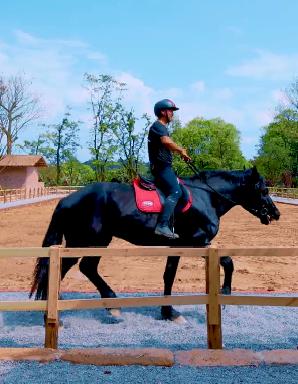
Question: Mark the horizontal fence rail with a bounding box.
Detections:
[0,246,297,350]
[0,186,82,204]
[269,187,298,199]
[1,186,297,204]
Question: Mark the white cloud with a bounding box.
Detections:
[226,50,298,80]
[271,89,288,104]
[86,51,107,64]
[14,30,87,49]
[0,31,285,161]
[116,72,154,115]
[253,109,273,126]
[191,80,205,93]
[178,100,244,127]
[0,30,107,120]
[213,87,233,100]
[242,135,259,145]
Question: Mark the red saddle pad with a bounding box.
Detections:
[133,178,192,213]
[133,179,162,213]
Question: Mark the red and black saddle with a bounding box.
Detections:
[133,175,192,213]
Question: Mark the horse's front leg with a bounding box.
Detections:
[161,256,186,324]
[220,256,234,294]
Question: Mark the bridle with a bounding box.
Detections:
[184,161,270,219]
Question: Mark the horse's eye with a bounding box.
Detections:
[262,188,269,196]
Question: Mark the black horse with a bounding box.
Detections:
[30,166,280,323]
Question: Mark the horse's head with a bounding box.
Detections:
[242,167,280,225]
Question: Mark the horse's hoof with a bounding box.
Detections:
[108,308,122,318]
[161,307,186,323]
[221,286,231,295]
[173,315,187,324]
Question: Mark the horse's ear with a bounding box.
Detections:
[251,165,260,181]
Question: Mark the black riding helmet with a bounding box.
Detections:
[154,99,179,117]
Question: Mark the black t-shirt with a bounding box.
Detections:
[148,121,172,165]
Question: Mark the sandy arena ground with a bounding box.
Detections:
[0,199,297,293]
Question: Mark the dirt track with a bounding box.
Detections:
[0,199,297,293]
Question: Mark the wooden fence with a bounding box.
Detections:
[269,187,298,199]
[1,186,297,204]
[0,186,81,203]
[0,246,297,350]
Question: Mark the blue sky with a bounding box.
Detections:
[1,0,298,161]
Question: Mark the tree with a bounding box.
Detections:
[48,113,80,185]
[16,133,49,155]
[0,75,40,155]
[255,109,298,185]
[61,158,95,185]
[0,129,5,157]
[285,77,298,111]
[114,108,151,180]
[18,111,81,184]
[172,117,248,175]
[255,77,298,186]
[84,73,126,181]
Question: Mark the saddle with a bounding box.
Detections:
[133,175,192,213]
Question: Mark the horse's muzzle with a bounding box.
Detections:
[260,205,280,225]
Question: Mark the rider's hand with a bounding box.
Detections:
[180,149,192,162]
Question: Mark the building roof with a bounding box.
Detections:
[0,155,48,167]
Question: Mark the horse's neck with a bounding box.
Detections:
[199,171,244,217]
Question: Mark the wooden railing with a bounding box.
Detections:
[269,187,298,199]
[2,186,297,204]
[0,246,297,350]
[0,186,82,203]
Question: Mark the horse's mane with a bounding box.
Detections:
[182,169,250,184]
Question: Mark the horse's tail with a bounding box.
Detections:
[29,202,64,300]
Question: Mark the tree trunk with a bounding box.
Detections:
[6,136,12,155]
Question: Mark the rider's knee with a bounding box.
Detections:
[173,188,182,199]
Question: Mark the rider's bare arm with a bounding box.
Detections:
[160,136,191,162]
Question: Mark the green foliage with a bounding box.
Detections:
[255,109,298,186]
[61,159,95,185]
[39,166,57,186]
[39,161,95,186]
[84,73,126,181]
[172,117,249,175]
[16,134,50,156]
[115,108,151,181]
[40,112,81,184]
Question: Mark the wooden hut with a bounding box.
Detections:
[0,155,47,190]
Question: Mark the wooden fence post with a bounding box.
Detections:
[205,247,222,349]
[45,246,61,349]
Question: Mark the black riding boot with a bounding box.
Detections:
[155,193,180,239]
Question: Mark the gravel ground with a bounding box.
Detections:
[0,292,297,383]
[0,361,298,384]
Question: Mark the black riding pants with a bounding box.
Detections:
[151,163,182,226]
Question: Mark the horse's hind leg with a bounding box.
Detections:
[161,256,186,324]
[79,256,116,298]
[79,255,121,317]
[220,256,234,294]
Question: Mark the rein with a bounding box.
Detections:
[184,161,262,217]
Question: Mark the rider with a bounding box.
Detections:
[148,99,191,239]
